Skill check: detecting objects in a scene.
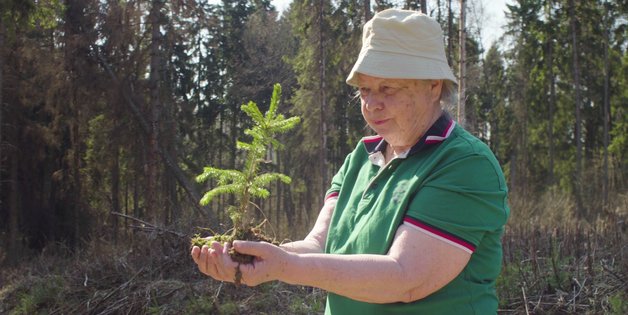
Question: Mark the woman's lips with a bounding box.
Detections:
[373,119,389,125]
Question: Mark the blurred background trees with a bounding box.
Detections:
[0,0,626,263]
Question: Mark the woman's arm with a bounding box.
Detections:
[233,223,470,303]
[190,198,336,280]
[191,199,470,304]
[279,198,336,254]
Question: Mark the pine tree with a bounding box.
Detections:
[0,0,38,266]
[194,84,299,244]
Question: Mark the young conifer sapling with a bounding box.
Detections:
[191,84,299,283]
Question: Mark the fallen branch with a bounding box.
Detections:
[521,285,530,315]
[111,211,185,238]
[89,266,145,313]
[601,261,627,285]
[567,277,586,310]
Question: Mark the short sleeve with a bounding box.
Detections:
[404,154,508,254]
[325,152,353,201]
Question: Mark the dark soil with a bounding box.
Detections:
[190,226,277,285]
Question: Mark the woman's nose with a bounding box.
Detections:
[364,92,384,111]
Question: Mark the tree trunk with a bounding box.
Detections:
[437,0,442,23]
[230,103,237,211]
[364,0,371,22]
[124,178,129,233]
[546,2,555,186]
[111,141,120,244]
[133,175,139,242]
[457,0,466,125]
[0,17,4,223]
[71,95,81,249]
[420,0,427,13]
[570,0,584,216]
[548,44,556,185]
[602,5,610,208]
[219,112,225,223]
[283,151,294,235]
[447,0,453,65]
[274,151,281,228]
[319,0,328,197]
[147,0,164,221]
[7,150,19,265]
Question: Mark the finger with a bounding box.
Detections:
[204,245,221,278]
[209,242,225,267]
[191,246,201,263]
[222,241,231,255]
[198,245,211,274]
[206,247,223,278]
[232,240,272,257]
[210,241,223,253]
[199,251,223,280]
[211,242,235,281]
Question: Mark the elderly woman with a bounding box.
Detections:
[191,9,509,314]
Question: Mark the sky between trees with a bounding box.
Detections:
[265,0,512,50]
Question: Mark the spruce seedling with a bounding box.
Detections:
[191,84,300,284]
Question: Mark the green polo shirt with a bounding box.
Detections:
[324,113,509,315]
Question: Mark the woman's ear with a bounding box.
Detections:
[430,80,443,104]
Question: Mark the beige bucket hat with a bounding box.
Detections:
[346,9,457,87]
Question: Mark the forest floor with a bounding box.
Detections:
[1,195,627,314]
[0,235,326,315]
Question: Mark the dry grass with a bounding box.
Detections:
[0,233,325,315]
[498,190,628,314]
[1,190,626,314]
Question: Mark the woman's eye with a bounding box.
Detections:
[359,87,370,95]
[382,86,397,94]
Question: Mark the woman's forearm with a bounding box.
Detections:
[277,225,469,304]
[275,201,416,303]
[280,199,336,254]
[281,252,414,304]
[232,225,468,303]
[280,239,324,254]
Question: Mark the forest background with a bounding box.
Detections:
[0,0,626,314]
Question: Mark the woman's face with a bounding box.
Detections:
[357,73,443,151]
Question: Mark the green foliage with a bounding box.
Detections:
[0,0,63,31]
[608,291,628,315]
[1,0,626,303]
[609,52,628,163]
[0,0,35,29]
[498,0,628,203]
[495,263,522,308]
[183,296,216,314]
[285,0,364,208]
[29,0,64,29]
[195,83,300,230]
[217,301,238,315]
[287,290,326,314]
[10,276,64,315]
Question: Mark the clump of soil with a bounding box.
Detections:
[191,226,277,285]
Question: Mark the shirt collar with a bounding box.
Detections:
[361,112,456,158]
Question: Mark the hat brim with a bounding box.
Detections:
[346,49,458,87]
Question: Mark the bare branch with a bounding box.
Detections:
[111,211,185,238]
